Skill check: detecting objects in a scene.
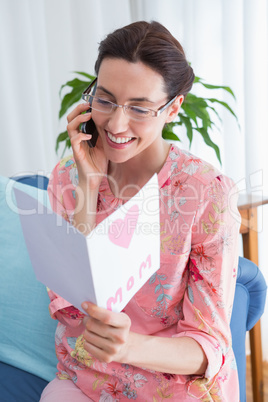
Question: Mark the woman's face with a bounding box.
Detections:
[92,58,181,164]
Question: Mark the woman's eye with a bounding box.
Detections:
[95,98,111,106]
[131,106,150,115]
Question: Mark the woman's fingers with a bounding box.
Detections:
[82,339,115,363]
[83,314,129,341]
[82,303,130,329]
[67,109,92,139]
[67,102,90,124]
[70,132,92,155]
[66,104,95,163]
[65,104,108,185]
[81,302,132,363]
[83,319,125,351]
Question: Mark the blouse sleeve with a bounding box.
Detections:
[174,174,240,397]
[46,158,84,326]
[47,157,77,223]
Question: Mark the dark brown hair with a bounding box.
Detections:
[95,21,195,98]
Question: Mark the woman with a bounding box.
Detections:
[41,21,240,401]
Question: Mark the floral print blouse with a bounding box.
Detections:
[47,144,240,401]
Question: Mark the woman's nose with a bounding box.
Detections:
[107,106,130,133]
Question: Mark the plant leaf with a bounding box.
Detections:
[206,98,239,125]
[201,83,236,99]
[59,78,89,97]
[193,106,212,129]
[179,115,193,146]
[59,86,87,118]
[195,77,236,99]
[184,95,213,129]
[73,71,96,81]
[194,127,222,164]
[182,94,212,131]
[60,138,71,158]
[55,130,69,152]
[181,103,198,125]
[206,105,223,124]
[162,128,181,142]
[164,121,182,128]
[193,76,202,84]
[185,93,208,108]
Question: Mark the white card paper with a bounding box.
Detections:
[14,174,160,313]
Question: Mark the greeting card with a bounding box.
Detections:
[14,174,160,313]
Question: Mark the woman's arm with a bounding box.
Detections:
[125,333,207,375]
[82,302,207,375]
[73,183,99,235]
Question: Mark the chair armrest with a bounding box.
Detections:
[237,257,267,330]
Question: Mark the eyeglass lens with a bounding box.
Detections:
[90,97,153,120]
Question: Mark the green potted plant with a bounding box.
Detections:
[56,71,238,164]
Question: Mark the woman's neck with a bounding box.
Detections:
[107,141,170,200]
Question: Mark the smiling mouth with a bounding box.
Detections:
[107,132,134,144]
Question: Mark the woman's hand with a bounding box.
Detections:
[81,303,207,374]
[81,302,132,364]
[67,103,108,189]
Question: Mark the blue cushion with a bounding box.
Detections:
[230,256,267,402]
[0,361,48,402]
[0,176,58,382]
[10,174,49,189]
[236,257,267,330]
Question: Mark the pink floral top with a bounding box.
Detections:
[47,145,240,401]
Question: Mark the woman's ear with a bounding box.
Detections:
[166,95,184,123]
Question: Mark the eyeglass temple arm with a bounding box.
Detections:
[155,95,178,116]
[82,78,97,95]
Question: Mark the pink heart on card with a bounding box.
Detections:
[108,204,139,248]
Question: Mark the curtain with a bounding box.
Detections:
[0,0,132,177]
[0,0,267,358]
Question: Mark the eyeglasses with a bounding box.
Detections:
[82,78,178,121]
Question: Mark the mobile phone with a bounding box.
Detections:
[81,81,99,148]
[81,114,99,148]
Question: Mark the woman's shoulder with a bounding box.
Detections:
[49,154,78,187]
[168,145,232,188]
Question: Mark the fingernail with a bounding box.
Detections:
[82,302,88,310]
